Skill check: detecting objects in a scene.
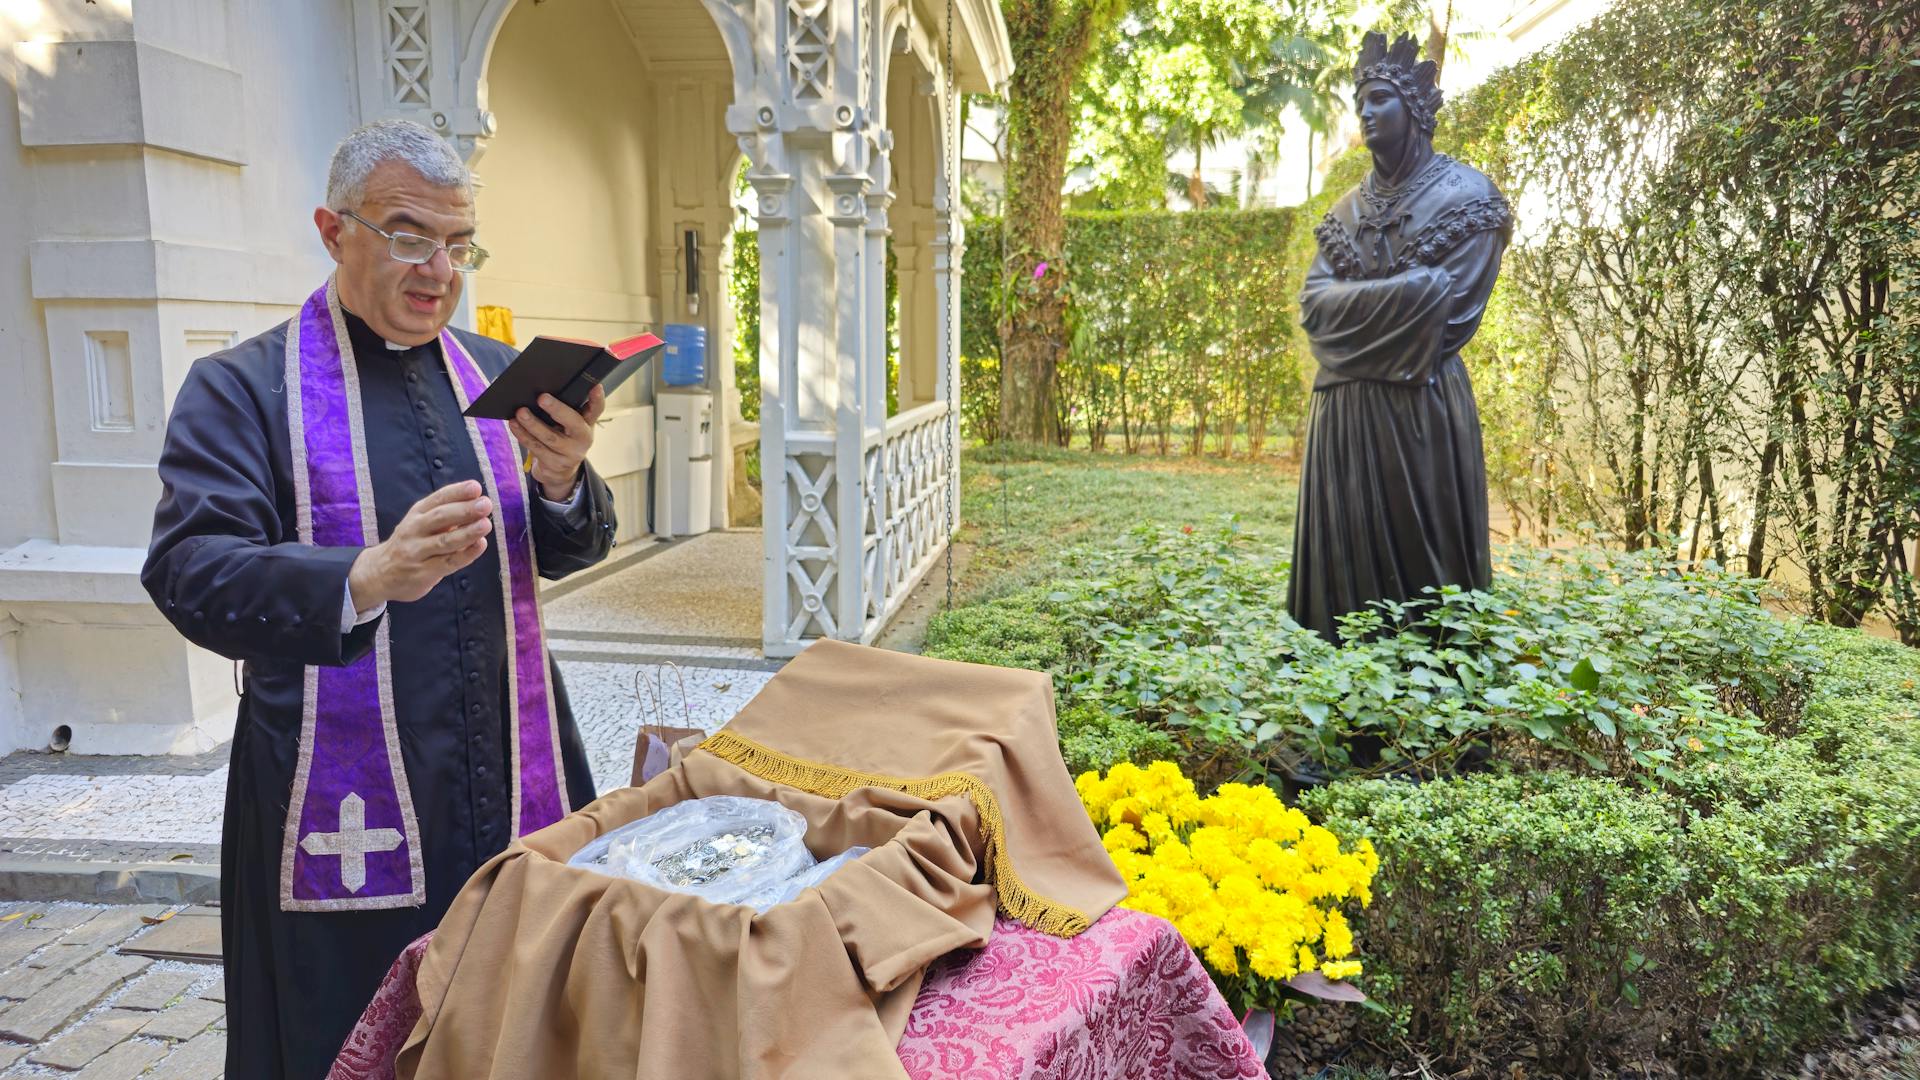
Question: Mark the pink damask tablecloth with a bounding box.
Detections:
[330,907,1264,1080]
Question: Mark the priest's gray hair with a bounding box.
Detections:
[325,119,472,210]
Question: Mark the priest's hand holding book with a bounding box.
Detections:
[509,385,604,502]
[459,329,661,501]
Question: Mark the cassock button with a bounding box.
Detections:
[457,578,470,590]
[225,612,238,623]
[476,765,488,777]
[466,639,478,651]
[424,428,436,440]
[291,615,303,627]
[406,371,417,383]
[470,704,482,716]
[415,401,427,411]
[466,671,479,683]
[432,458,445,469]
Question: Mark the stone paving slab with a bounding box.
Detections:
[136,998,223,1042]
[0,926,124,1000]
[16,908,100,932]
[65,908,165,946]
[70,1037,168,1079]
[144,1030,225,1080]
[114,969,199,1011]
[0,953,150,1042]
[191,977,223,1004]
[22,937,115,976]
[27,1008,145,1069]
[120,913,220,964]
[0,931,57,971]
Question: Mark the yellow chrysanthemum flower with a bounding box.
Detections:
[1082,760,1379,1013]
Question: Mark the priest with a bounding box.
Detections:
[143,119,616,1079]
[1288,32,1512,640]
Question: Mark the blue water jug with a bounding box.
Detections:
[661,324,707,386]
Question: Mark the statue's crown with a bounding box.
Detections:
[1353,31,1444,135]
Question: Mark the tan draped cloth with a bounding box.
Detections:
[398,641,1126,1080]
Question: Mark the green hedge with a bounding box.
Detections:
[729,210,1311,453]
[964,208,1307,455]
[1302,626,1920,1078]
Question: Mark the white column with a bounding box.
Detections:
[719,0,897,657]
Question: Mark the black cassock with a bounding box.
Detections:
[143,310,613,1079]
[1288,153,1511,640]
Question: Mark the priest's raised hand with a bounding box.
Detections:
[346,480,494,610]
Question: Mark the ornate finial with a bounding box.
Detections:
[1353,31,1445,135]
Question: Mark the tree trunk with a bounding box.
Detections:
[1426,1,1453,80]
[1188,140,1208,209]
[997,0,1112,446]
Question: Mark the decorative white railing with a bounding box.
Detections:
[860,400,954,638]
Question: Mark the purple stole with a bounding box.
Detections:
[278,279,567,911]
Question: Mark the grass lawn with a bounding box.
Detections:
[954,442,1299,603]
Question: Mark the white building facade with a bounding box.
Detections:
[0,0,1009,755]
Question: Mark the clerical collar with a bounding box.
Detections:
[339,306,427,353]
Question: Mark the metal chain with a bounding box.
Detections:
[941,0,958,610]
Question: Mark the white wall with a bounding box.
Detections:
[0,0,359,754]
[0,3,68,551]
[474,0,659,356]
[473,0,664,543]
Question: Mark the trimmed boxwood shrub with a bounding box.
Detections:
[922,588,1066,672]
[1302,627,1920,1078]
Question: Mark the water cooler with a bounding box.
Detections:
[654,324,712,538]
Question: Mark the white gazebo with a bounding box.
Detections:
[0,0,1009,755]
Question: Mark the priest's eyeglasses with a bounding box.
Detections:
[340,210,490,273]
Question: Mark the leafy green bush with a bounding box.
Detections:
[1301,629,1920,1078]
[1035,521,1817,783]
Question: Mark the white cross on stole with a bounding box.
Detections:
[298,792,404,893]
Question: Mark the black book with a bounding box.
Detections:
[462,332,665,424]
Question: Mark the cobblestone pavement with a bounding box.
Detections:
[0,902,224,1078]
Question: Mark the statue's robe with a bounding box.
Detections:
[1288,152,1511,639]
[143,309,614,1079]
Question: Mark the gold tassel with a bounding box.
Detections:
[698,731,1092,938]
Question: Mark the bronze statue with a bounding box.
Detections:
[1287,31,1510,640]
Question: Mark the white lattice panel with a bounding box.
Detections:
[384,3,430,106]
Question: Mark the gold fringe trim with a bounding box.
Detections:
[697,731,1092,938]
